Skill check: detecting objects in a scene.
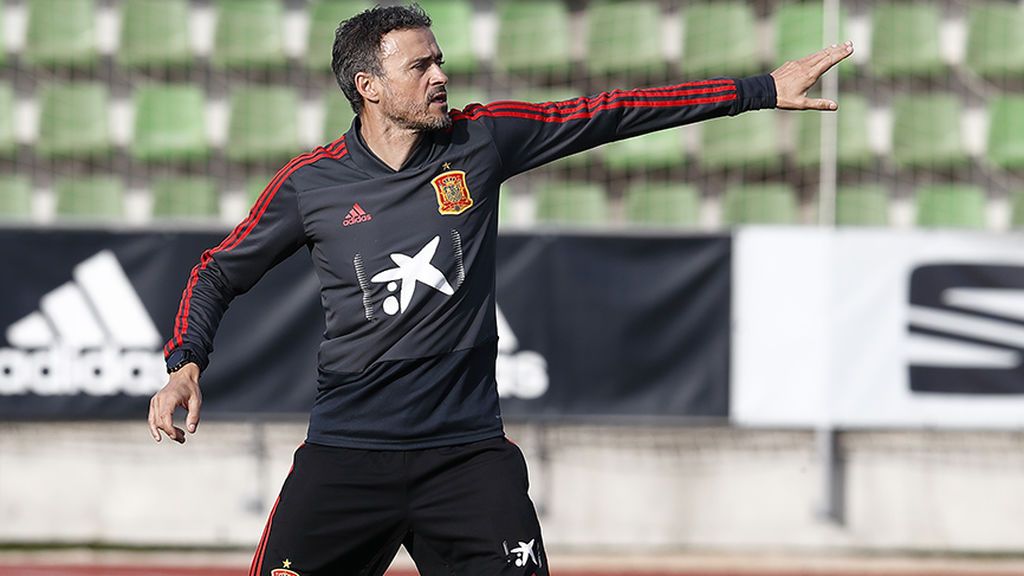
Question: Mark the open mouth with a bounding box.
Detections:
[430,92,448,105]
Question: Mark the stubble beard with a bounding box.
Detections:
[382,88,452,132]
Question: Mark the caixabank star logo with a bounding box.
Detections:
[907,263,1024,395]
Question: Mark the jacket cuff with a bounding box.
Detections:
[730,74,777,115]
[165,345,209,373]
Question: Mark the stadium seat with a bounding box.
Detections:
[132,84,209,163]
[306,1,372,71]
[915,185,986,229]
[0,9,6,68]
[55,176,124,219]
[118,0,192,69]
[965,3,1024,79]
[835,185,889,226]
[986,96,1024,170]
[891,94,967,170]
[0,177,32,220]
[25,0,97,67]
[0,84,15,158]
[323,90,356,142]
[722,184,798,225]
[1010,191,1024,229]
[227,86,301,163]
[534,181,608,225]
[213,0,286,70]
[602,131,685,171]
[151,177,219,218]
[682,2,760,78]
[418,0,478,75]
[774,2,851,76]
[699,111,780,171]
[586,1,666,78]
[795,94,872,168]
[446,85,488,111]
[36,83,111,159]
[624,183,700,227]
[870,2,944,77]
[495,0,572,77]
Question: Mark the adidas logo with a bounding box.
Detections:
[343,203,373,227]
[495,305,548,400]
[0,250,165,396]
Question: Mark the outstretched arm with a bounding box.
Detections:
[772,41,854,110]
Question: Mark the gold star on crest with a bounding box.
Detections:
[441,162,452,170]
[282,559,292,569]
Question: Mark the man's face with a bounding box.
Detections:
[375,27,450,131]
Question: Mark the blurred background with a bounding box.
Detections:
[2,0,1024,574]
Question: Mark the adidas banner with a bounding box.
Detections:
[0,229,730,420]
[733,228,1024,428]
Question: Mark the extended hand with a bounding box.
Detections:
[771,41,854,111]
[148,363,202,444]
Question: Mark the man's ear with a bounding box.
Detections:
[355,71,380,106]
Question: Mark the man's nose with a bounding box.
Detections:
[431,65,448,86]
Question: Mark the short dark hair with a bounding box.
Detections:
[332,4,433,115]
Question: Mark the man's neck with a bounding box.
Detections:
[358,110,425,171]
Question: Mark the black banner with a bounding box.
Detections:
[0,228,730,420]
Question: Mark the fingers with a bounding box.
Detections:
[813,41,854,75]
[804,97,839,111]
[186,391,202,434]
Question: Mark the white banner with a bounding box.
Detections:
[733,227,1024,428]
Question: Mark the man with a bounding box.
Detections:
[148,4,853,575]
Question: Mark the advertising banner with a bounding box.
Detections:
[0,229,731,420]
[733,228,1024,428]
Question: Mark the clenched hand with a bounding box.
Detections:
[148,363,202,444]
[771,41,854,111]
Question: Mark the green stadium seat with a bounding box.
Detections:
[495,0,572,76]
[0,84,16,158]
[870,2,944,77]
[306,1,372,71]
[1010,191,1024,229]
[586,1,666,78]
[986,96,1024,170]
[0,9,6,68]
[699,111,780,171]
[37,83,111,159]
[419,0,478,75]
[775,2,851,76]
[915,185,986,229]
[132,84,208,163]
[624,183,700,227]
[534,181,608,225]
[55,176,124,219]
[602,131,685,171]
[891,94,967,170]
[446,85,488,111]
[323,90,356,142]
[227,86,301,163]
[835,185,889,226]
[214,0,286,70]
[965,3,1024,79]
[723,184,798,225]
[795,94,872,168]
[25,0,97,67]
[119,0,192,69]
[151,177,219,218]
[0,177,32,220]
[682,2,760,78]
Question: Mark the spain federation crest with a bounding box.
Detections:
[431,170,473,215]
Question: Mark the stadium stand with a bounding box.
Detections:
[723,184,798,225]
[986,95,1024,170]
[835,185,889,227]
[151,177,220,219]
[891,94,968,170]
[55,176,124,219]
[602,131,686,172]
[915,185,987,229]
[306,0,373,72]
[775,2,851,76]
[585,0,666,79]
[0,84,15,158]
[534,181,609,225]
[25,0,97,68]
[870,2,944,78]
[132,84,209,163]
[213,0,287,70]
[795,94,872,169]
[699,112,780,172]
[226,86,301,163]
[118,0,193,70]
[419,0,478,75]
[0,176,32,220]
[36,83,111,160]
[965,2,1024,80]
[323,89,356,143]
[682,2,760,79]
[624,183,701,228]
[495,0,572,77]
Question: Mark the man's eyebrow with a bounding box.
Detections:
[409,53,444,66]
